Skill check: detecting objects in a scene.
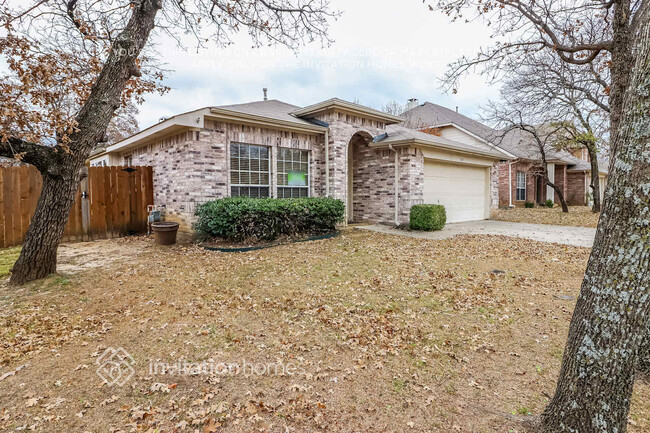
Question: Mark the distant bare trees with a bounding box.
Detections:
[382,100,405,116]
[485,102,571,213]
[488,51,609,212]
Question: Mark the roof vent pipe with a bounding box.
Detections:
[456,106,459,113]
[263,88,268,101]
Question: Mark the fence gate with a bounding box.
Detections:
[0,165,154,248]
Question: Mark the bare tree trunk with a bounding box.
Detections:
[538,156,568,213]
[586,143,602,213]
[7,0,161,285]
[9,166,83,284]
[609,0,633,147]
[546,180,569,213]
[539,10,650,432]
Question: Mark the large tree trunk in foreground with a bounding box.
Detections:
[10,168,83,284]
[6,0,161,285]
[539,10,650,432]
[588,144,602,213]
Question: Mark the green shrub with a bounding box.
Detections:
[524,202,535,208]
[194,197,345,241]
[545,199,554,208]
[409,204,446,231]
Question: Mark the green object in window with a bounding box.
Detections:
[288,170,306,186]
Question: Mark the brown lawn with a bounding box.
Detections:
[0,230,647,432]
[491,206,600,228]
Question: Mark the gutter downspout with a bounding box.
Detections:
[508,161,516,207]
[388,144,400,226]
[325,129,330,197]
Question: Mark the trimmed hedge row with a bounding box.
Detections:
[194,197,345,241]
[410,204,446,231]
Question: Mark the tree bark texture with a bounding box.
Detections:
[609,0,633,150]
[539,8,650,432]
[9,163,83,283]
[587,143,602,213]
[8,0,162,285]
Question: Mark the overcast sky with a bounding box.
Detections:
[137,0,498,129]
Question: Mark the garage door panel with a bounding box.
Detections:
[423,160,488,223]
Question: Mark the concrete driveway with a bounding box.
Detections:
[357,220,596,248]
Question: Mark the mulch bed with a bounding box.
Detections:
[199,231,340,252]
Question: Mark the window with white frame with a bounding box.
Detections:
[230,143,270,198]
[277,148,309,198]
[516,171,527,201]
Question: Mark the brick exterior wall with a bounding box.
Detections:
[349,136,424,225]
[129,121,324,229]
[125,109,499,229]
[398,147,424,224]
[350,133,394,223]
[313,110,424,225]
[497,161,539,207]
[566,171,587,206]
[498,161,588,207]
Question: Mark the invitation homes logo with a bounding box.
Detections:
[149,359,305,377]
[96,347,136,387]
[96,347,305,387]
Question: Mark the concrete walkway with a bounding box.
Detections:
[357,220,596,248]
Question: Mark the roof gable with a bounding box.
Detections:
[402,102,497,143]
[292,98,404,125]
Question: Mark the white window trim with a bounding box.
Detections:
[229,142,271,198]
[516,171,527,201]
[276,147,310,198]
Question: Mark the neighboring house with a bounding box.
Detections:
[90,98,510,228]
[401,101,608,208]
[496,130,608,207]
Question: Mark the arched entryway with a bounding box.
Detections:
[346,131,374,222]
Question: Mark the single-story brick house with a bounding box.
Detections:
[89,98,511,228]
[401,101,608,208]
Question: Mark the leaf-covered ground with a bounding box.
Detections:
[0,246,20,278]
[491,206,600,228]
[0,230,648,432]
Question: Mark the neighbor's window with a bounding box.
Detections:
[516,171,527,201]
[230,143,270,198]
[277,148,309,198]
[123,154,133,166]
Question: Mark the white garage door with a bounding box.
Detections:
[423,160,488,223]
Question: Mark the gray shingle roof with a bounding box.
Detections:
[495,128,608,174]
[401,101,607,174]
[495,128,571,161]
[215,100,319,127]
[378,125,507,159]
[402,102,497,144]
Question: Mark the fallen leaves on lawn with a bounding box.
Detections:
[491,206,599,228]
[1,231,646,432]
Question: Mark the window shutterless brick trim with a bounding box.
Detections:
[229,142,271,198]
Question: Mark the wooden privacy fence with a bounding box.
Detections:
[0,165,154,248]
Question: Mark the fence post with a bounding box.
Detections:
[80,177,91,241]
